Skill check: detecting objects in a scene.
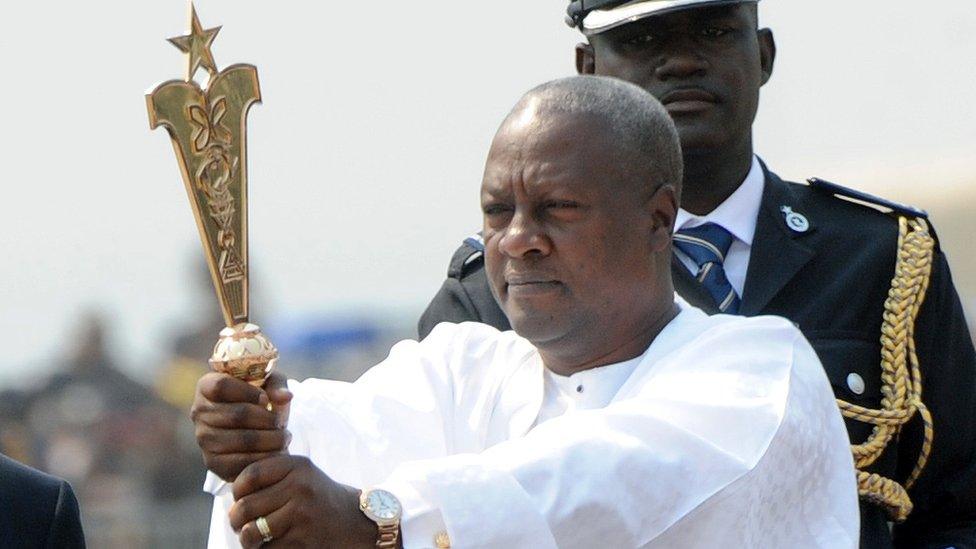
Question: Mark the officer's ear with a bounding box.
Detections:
[576,42,596,75]
[758,28,776,86]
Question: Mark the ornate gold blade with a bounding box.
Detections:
[147,3,275,386]
[146,3,261,327]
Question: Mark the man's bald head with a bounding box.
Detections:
[481,75,682,373]
[497,75,683,199]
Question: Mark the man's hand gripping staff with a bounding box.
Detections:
[191,372,293,482]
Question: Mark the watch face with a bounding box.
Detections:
[366,489,402,520]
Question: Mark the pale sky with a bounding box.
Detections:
[0,1,974,384]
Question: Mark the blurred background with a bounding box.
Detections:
[0,0,973,545]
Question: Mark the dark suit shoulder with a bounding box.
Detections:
[777,176,923,258]
[772,176,934,311]
[446,233,485,279]
[791,177,941,255]
[788,178,902,231]
[418,234,510,338]
[0,454,64,507]
[807,177,928,219]
[0,454,85,548]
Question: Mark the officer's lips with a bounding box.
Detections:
[504,275,563,297]
[660,88,718,114]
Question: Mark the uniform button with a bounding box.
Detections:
[847,373,866,395]
[576,385,584,394]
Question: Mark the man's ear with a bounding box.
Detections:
[758,29,776,86]
[647,184,679,252]
[575,42,596,75]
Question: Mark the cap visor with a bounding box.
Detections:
[582,0,755,35]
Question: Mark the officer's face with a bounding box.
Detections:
[581,5,774,155]
[481,111,676,357]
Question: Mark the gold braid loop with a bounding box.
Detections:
[836,216,935,522]
[857,471,912,521]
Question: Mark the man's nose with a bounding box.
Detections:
[654,41,707,80]
[497,210,552,259]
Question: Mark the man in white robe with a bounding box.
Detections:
[192,76,858,548]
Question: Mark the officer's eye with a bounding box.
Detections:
[700,26,732,38]
[622,33,655,46]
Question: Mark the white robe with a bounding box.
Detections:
[206,302,859,548]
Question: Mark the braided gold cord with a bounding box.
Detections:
[836,216,935,522]
[856,471,912,518]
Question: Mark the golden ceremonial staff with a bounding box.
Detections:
[146,3,277,386]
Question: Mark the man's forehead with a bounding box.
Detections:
[483,125,632,196]
[507,97,545,134]
[570,0,757,35]
[493,109,618,161]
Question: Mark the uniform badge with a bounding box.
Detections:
[780,206,810,233]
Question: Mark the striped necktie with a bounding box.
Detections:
[673,223,741,314]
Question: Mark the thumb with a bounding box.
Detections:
[264,370,293,405]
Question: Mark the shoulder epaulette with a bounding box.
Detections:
[808,177,928,219]
[447,232,485,279]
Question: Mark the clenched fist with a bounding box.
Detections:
[230,455,381,548]
[190,371,294,481]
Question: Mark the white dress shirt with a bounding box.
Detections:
[674,155,764,296]
[534,350,645,427]
[205,299,858,548]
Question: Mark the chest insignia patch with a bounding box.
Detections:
[780,206,810,233]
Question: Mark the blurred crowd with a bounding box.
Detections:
[0,311,216,546]
[0,265,408,547]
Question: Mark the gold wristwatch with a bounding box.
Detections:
[360,488,402,548]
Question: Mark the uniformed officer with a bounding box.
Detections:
[418,1,976,547]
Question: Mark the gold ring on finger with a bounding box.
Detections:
[256,515,273,544]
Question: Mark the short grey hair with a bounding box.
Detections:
[505,75,683,193]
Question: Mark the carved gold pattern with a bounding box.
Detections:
[210,323,278,387]
[191,96,245,286]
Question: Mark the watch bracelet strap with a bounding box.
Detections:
[377,522,399,548]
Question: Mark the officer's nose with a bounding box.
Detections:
[497,209,552,260]
[654,42,707,80]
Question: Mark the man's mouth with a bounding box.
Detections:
[660,88,718,114]
[505,275,563,297]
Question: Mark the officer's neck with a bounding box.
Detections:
[680,138,755,216]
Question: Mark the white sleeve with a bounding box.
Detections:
[204,322,493,549]
[378,320,858,549]
[206,485,238,549]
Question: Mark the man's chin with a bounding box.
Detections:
[507,311,565,345]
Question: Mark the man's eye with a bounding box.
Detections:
[544,200,580,210]
[483,204,513,216]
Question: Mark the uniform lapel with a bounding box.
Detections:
[670,254,720,314]
[739,168,816,316]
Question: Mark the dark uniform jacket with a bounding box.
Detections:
[0,454,86,549]
[418,168,976,549]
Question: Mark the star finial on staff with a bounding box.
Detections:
[168,3,222,82]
